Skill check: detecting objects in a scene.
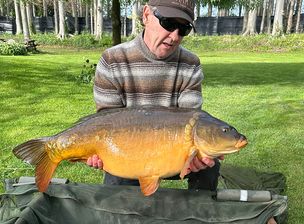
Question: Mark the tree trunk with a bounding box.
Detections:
[54,0,59,35]
[286,0,296,33]
[123,6,127,37]
[267,0,274,34]
[131,0,139,35]
[218,8,228,17]
[112,0,121,46]
[78,0,83,17]
[260,0,268,33]
[58,0,66,39]
[207,3,212,17]
[94,0,97,35]
[14,0,23,34]
[32,3,36,17]
[242,8,249,33]
[272,0,285,35]
[243,1,257,36]
[26,1,36,34]
[85,2,89,31]
[90,1,94,34]
[95,0,103,38]
[72,0,79,34]
[43,0,47,17]
[0,1,3,16]
[295,0,303,33]
[20,0,30,41]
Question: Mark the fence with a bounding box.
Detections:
[1,14,303,36]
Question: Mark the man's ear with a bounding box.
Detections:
[142,5,151,25]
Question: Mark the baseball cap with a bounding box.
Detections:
[148,0,195,27]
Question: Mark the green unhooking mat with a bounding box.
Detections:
[0,165,288,224]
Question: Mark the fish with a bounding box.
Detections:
[13,106,248,196]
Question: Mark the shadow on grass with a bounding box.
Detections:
[203,62,304,86]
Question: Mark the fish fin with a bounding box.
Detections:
[180,148,198,180]
[138,176,161,196]
[13,138,58,192]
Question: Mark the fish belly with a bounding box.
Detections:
[96,128,189,179]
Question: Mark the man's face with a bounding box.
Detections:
[142,6,185,59]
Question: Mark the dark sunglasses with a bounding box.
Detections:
[153,10,193,37]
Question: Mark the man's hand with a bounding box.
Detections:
[186,156,224,175]
[87,155,103,169]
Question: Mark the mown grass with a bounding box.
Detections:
[0,45,303,223]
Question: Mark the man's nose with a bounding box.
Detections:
[169,29,182,41]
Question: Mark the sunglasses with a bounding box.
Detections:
[153,10,193,37]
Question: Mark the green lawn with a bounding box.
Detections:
[0,47,303,223]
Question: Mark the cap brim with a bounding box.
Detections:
[154,6,195,29]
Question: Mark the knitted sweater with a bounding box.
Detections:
[93,32,203,111]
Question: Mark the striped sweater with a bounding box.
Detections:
[93,31,203,111]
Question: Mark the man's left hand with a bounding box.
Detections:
[187,156,224,175]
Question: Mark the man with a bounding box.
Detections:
[87,2,278,223]
[88,0,220,190]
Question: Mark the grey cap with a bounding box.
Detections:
[148,0,195,26]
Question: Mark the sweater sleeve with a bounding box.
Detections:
[178,63,203,109]
[93,52,125,111]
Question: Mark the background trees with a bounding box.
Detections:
[0,0,303,44]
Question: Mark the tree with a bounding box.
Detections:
[84,0,90,31]
[58,0,66,39]
[286,0,296,33]
[295,0,303,33]
[260,0,268,33]
[53,0,59,34]
[20,0,30,40]
[131,0,143,35]
[243,0,258,35]
[26,0,36,34]
[111,0,121,45]
[266,0,274,34]
[90,1,94,34]
[71,0,79,34]
[207,2,212,16]
[42,0,47,16]
[14,0,23,34]
[95,0,103,38]
[272,0,285,35]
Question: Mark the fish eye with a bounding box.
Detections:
[222,127,230,133]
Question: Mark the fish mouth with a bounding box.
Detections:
[235,135,248,149]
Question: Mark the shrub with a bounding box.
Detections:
[76,58,97,84]
[0,42,27,55]
[68,33,97,48]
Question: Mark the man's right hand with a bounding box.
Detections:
[87,155,103,169]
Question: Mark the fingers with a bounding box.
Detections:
[87,155,103,169]
[189,157,206,172]
[189,157,216,173]
[201,157,215,168]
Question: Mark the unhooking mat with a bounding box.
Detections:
[0,165,288,224]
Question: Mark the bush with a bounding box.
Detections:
[76,58,97,84]
[0,42,27,55]
[67,33,97,48]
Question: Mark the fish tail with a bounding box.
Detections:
[13,138,58,192]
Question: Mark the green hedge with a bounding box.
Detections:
[0,42,27,55]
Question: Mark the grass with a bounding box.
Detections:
[0,46,303,223]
